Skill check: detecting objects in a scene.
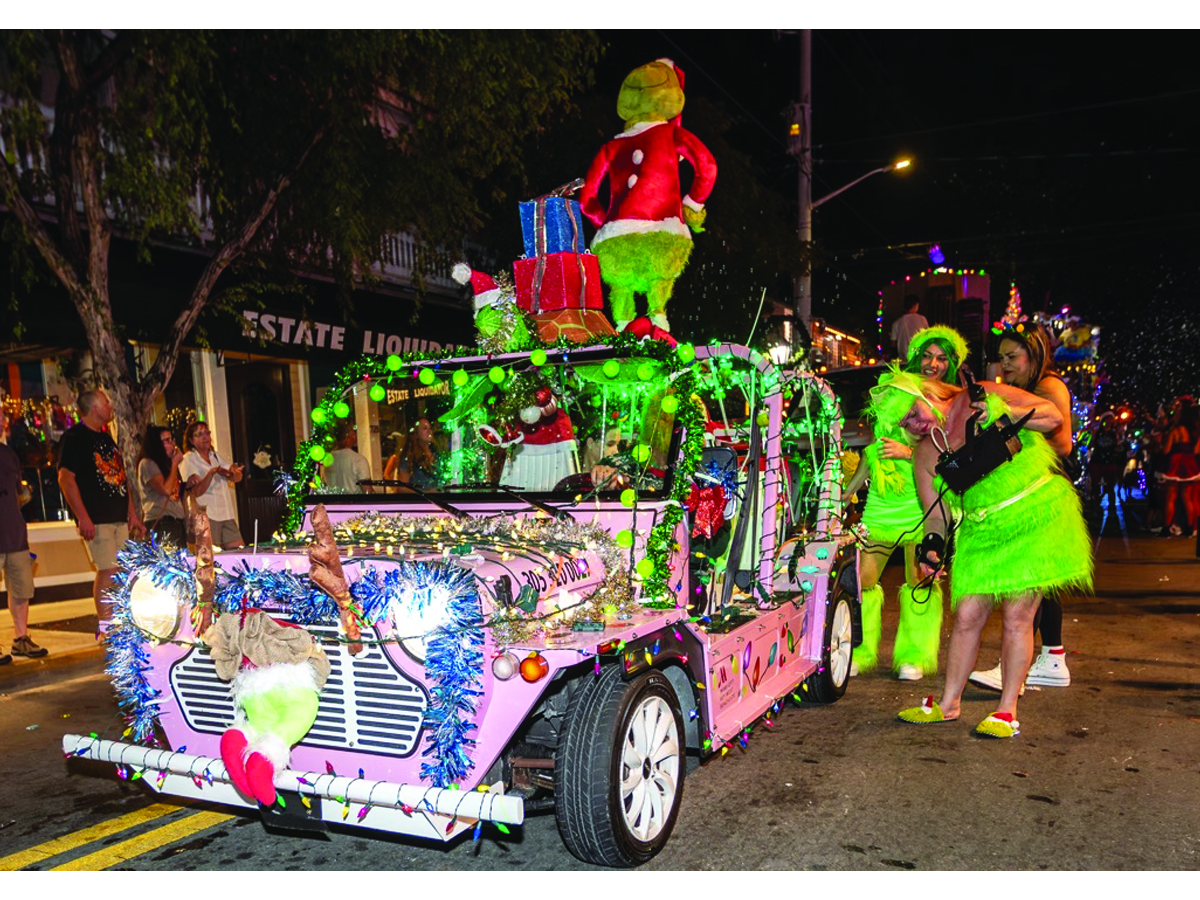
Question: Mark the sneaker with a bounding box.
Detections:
[1025,649,1070,687]
[1170,524,1183,536]
[0,651,11,666]
[968,662,1025,696]
[10,636,48,658]
[897,664,923,681]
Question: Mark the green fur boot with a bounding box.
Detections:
[892,581,943,676]
[856,584,884,673]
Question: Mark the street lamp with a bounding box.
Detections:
[795,158,912,346]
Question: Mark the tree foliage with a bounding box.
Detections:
[0,29,600,487]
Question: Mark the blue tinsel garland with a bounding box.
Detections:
[105,538,195,744]
[409,561,485,788]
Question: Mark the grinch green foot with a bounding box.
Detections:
[897,695,958,724]
[975,712,1020,738]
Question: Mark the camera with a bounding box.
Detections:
[934,367,1033,495]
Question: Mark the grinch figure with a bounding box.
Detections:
[452,263,532,354]
[580,58,717,333]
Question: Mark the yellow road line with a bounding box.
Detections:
[0,803,182,871]
[50,810,236,871]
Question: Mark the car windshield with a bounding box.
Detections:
[305,349,683,500]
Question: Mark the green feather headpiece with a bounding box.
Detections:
[905,325,969,382]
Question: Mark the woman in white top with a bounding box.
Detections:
[181,421,245,549]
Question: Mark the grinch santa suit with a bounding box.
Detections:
[580,61,717,333]
[500,387,578,492]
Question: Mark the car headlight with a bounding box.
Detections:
[391,583,454,662]
[128,576,181,641]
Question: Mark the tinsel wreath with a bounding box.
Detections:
[105,537,197,744]
[408,562,485,788]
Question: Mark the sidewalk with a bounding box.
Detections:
[1,595,104,669]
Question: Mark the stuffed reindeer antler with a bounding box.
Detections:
[191,508,215,637]
[307,504,364,656]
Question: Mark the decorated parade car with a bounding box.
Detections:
[63,56,861,869]
[64,339,857,867]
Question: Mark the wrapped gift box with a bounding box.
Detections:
[532,309,617,345]
[519,197,588,258]
[514,251,603,313]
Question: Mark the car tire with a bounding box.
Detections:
[802,593,853,703]
[555,665,686,867]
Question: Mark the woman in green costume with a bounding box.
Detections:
[841,326,969,681]
[873,369,1092,738]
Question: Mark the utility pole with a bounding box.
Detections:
[786,29,813,350]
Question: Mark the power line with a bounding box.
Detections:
[814,87,1200,150]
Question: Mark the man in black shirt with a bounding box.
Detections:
[57,389,146,625]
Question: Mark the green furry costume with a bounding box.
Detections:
[593,231,693,325]
[859,440,924,549]
[871,369,1093,608]
[904,325,969,382]
[938,398,1093,605]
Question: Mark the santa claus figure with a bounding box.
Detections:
[500,385,578,491]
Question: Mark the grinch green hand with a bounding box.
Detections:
[683,204,707,234]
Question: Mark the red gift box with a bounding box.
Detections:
[513,251,603,313]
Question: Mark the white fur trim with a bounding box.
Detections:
[245,733,291,772]
[682,194,703,212]
[472,288,502,310]
[650,314,670,331]
[614,121,667,140]
[451,262,472,285]
[615,320,633,332]
[592,216,691,247]
[231,663,321,705]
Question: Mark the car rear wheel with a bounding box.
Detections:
[555,666,685,867]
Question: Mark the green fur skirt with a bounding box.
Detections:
[945,432,1093,606]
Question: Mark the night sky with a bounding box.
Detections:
[559,28,1200,407]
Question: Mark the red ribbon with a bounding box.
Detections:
[685,484,727,539]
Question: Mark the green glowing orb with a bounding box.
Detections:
[636,558,655,579]
[616,530,635,548]
[310,408,327,425]
[488,366,506,384]
[308,445,326,462]
[333,401,350,419]
[386,354,403,372]
[368,384,386,402]
[419,368,436,386]
[676,343,696,364]
[602,360,621,379]
[531,349,548,367]
[452,369,469,387]
[620,488,637,508]
[632,444,651,463]
[637,363,654,381]
[660,395,680,415]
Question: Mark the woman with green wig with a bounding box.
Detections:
[841,325,968,681]
[873,368,1092,738]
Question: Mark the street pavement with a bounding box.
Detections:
[1,530,1197,872]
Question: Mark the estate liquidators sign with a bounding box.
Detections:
[240,308,470,359]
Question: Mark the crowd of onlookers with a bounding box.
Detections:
[1085,395,1199,537]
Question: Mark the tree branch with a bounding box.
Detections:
[142,118,330,398]
[0,154,88,299]
[82,30,136,92]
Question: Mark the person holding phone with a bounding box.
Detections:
[181,421,244,549]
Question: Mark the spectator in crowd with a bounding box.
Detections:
[181,421,244,550]
[890,295,929,361]
[137,424,187,547]
[324,424,374,493]
[1159,398,1199,537]
[1,406,48,662]
[395,418,440,490]
[57,389,147,624]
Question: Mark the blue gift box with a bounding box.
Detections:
[519,198,587,258]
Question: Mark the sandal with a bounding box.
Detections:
[897,695,958,724]
[975,712,1020,738]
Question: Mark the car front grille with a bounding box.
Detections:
[168,621,428,758]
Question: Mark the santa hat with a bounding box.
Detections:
[656,58,685,127]
[452,263,502,310]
